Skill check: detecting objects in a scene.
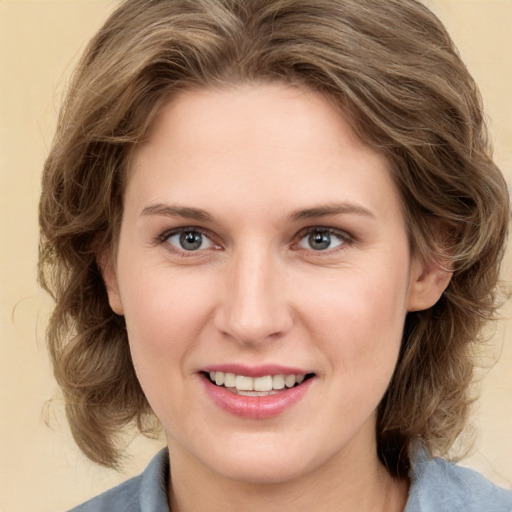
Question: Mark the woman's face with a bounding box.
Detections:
[106,83,434,484]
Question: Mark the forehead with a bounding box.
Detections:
[127,83,401,224]
[140,83,375,161]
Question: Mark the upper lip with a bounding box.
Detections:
[201,363,312,378]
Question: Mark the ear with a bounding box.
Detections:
[98,252,124,315]
[407,254,452,312]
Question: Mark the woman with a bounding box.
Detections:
[39,0,511,510]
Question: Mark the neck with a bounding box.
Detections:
[166,429,409,512]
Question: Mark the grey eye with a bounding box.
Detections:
[180,231,203,250]
[298,229,344,251]
[167,230,214,251]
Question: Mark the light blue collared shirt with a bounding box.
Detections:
[70,447,512,511]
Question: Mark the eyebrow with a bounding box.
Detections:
[141,204,213,222]
[289,203,375,221]
[141,202,375,223]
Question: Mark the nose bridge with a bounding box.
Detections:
[215,240,291,345]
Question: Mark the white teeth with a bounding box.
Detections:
[285,375,296,388]
[237,390,278,397]
[253,375,273,392]
[235,375,253,391]
[224,372,236,388]
[272,374,285,390]
[207,371,309,392]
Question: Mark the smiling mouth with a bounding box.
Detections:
[202,371,315,397]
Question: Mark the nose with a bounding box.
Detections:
[213,245,293,347]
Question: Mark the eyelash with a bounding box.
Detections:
[155,227,220,257]
[293,226,353,254]
[155,226,353,256]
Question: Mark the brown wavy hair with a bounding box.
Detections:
[39,0,509,475]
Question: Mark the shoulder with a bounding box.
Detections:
[406,447,512,512]
[68,449,170,512]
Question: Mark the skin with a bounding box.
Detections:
[104,83,450,512]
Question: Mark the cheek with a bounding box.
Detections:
[300,265,408,375]
[117,268,218,427]
[118,266,215,375]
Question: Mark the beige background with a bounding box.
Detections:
[0,1,511,511]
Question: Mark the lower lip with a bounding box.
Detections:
[202,376,313,419]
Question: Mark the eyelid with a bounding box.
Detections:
[293,226,353,251]
[156,226,221,253]
[154,225,353,254]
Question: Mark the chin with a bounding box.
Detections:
[194,434,328,485]
[213,455,312,485]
